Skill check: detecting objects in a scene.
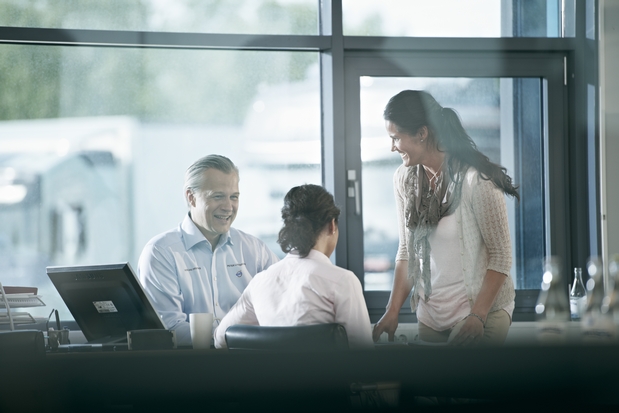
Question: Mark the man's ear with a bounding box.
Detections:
[186,189,196,207]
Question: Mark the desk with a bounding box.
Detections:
[2,344,619,412]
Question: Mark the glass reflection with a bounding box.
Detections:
[0,45,320,320]
[0,0,318,35]
[343,0,574,38]
[360,77,544,291]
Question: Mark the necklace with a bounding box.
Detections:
[423,163,444,189]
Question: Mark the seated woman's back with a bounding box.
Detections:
[213,184,373,350]
[246,250,372,346]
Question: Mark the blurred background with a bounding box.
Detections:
[0,0,578,318]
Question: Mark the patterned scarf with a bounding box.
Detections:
[404,161,465,304]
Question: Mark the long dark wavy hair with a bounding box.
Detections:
[383,90,519,200]
[277,184,341,258]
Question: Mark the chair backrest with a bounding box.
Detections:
[224,323,349,352]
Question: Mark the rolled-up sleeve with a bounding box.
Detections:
[470,177,512,277]
[394,165,409,262]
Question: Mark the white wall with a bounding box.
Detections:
[602,0,619,262]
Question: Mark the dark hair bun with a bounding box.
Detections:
[278,184,340,257]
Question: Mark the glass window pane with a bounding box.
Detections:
[0,45,321,320]
[343,0,574,38]
[0,0,318,35]
[360,77,544,291]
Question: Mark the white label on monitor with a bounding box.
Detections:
[93,301,118,313]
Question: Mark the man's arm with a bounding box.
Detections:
[138,243,192,346]
[259,241,280,270]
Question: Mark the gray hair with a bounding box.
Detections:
[184,155,239,203]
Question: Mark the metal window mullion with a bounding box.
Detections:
[0,26,330,51]
[343,36,576,53]
[319,0,348,269]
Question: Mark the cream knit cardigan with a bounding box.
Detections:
[394,164,516,313]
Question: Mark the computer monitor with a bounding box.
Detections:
[47,262,166,344]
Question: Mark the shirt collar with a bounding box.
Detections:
[180,213,232,251]
[288,249,332,264]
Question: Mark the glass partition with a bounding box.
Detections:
[0,44,321,319]
[343,0,575,37]
[360,77,544,291]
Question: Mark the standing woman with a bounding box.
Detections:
[372,90,519,346]
[214,184,373,349]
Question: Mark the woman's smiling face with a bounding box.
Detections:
[386,120,426,167]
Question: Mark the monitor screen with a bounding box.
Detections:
[47,263,165,343]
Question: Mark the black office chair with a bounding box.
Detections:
[224,323,349,351]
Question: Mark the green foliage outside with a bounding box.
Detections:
[0,0,319,124]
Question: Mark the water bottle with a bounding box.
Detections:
[536,257,570,344]
[582,256,616,343]
[569,267,587,320]
[606,254,619,325]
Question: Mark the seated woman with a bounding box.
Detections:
[214,184,373,349]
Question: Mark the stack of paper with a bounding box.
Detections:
[0,286,44,308]
[0,286,45,326]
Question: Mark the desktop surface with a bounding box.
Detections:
[3,343,619,412]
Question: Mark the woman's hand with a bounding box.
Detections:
[449,314,484,346]
[372,311,400,342]
[449,269,506,346]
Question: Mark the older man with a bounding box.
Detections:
[138,154,278,346]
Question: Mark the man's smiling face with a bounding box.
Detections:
[187,168,239,247]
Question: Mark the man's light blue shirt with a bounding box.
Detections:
[138,213,279,346]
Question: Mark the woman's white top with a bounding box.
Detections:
[214,249,374,349]
[394,165,516,323]
[417,214,471,330]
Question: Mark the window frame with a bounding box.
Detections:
[0,0,599,322]
[341,51,567,322]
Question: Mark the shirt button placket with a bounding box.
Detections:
[212,249,219,319]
